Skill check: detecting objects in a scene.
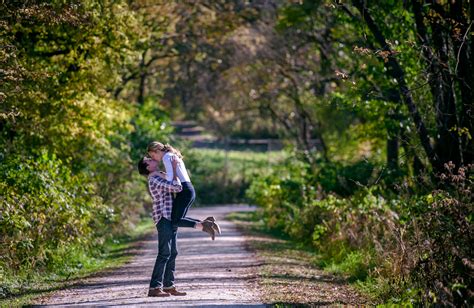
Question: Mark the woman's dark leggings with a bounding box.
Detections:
[171,182,200,228]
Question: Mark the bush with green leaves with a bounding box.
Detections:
[0,152,109,273]
[0,1,171,298]
[407,164,473,305]
[129,97,173,162]
[246,154,473,305]
[246,153,381,232]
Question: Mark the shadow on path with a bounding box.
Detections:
[33,205,265,307]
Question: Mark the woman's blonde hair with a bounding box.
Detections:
[147,141,183,159]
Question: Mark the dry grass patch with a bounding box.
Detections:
[227,211,370,306]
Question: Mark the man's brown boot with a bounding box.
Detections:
[148,288,170,297]
[163,286,187,296]
[204,216,221,235]
[202,220,216,240]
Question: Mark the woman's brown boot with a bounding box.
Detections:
[202,220,216,240]
[204,216,221,235]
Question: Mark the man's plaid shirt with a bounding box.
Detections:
[147,175,182,224]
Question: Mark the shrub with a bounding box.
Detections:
[0,152,109,273]
[246,153,473,305]
[407,164,473,306]
[315,160,376,196]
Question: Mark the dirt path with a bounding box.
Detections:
[34,205,264,307]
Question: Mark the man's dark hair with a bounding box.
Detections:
[137,158,150,176]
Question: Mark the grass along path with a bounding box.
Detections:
[0,219,155,307]
[187,148,288,205]
[227,211,370,306]
[15,205,370,307]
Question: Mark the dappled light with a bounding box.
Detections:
[1,0,472,307]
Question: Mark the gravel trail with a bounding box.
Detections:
[34,205,264,307]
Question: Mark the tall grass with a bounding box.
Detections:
[185,148,286,204]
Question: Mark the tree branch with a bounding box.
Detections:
[351,0,440,170]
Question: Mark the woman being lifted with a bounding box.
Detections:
[147,141,221,239]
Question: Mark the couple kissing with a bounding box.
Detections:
[137,141,221,297]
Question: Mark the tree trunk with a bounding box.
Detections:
[412,0,462,168]
[468,0,474,164]
[280,68,329,161]
[400,130,425,176]
[430,13,462,168]
[136,49,148,105]
[450,0,473,165]
[351,0,441,172]
[137,72,146,105]
[387,89,402,171]
[387,134,399,171]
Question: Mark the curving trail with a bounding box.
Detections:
[34,205,264,307]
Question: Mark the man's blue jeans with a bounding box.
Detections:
[149,218,177,289]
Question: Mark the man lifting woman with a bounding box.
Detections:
[138,141,221,297]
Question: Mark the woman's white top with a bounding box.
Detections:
[162,152,191,183]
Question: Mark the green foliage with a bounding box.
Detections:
[0,152,108,298]
[315,160,375,196]
[0,0,471,306]
[129,96,173,162]
[324,250,372,282]
[1,1,140,161]
[406,164,473,305]
[246,153,473,304]
[0,218,154,304]
[0,1,169,300]
[0,152,106,270]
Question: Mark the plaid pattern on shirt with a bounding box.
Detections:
[148,175,182,225]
